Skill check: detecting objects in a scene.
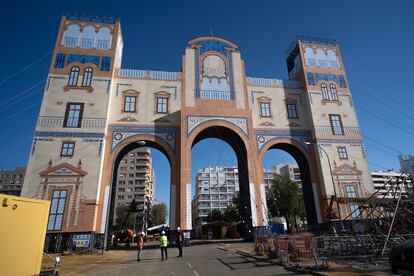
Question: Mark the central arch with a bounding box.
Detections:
[186,121,258,231]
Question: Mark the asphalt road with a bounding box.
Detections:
[59,243,311,275]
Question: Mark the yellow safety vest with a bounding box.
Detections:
[160,235,168,247]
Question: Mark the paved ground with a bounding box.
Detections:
[58,243,311,275]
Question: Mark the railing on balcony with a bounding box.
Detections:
[63,37,79,47]
[305,58,341,70]
[246,77,302,89]
[62,37,111,50]
[314,125,361,136]
[79,38,94,48]
[37,116,106,129]
[200,89,231,100]
[116,68,182,80]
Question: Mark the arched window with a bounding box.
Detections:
[82,67,93,87]
[321,83,329,100]
[79,26,96,48]
[330,84,338,101]
[316,48,328,68]
[68,66,80,86]
[96,27,112,50]
[326,49,340,69]
[62,24,80,47]
[304,47,316,67]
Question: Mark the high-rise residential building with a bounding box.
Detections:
[192,167,239,226]
[264,163,302,192]
[114,148,155,230]
[399,155,414,178]
[0,167,26,196]
[371,170,412,199]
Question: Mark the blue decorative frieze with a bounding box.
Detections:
[108,125,179,132]
[255,129,310,153]
[54,53,66,68]
[67,54,100,67]
[63,11,116,24]
[315,139,363,144]
[187,116,248,137]
[100,56,111,71]
[198,40,228,55]
[35,131,104,138]
[111,130,176,152]
[306,72,347,88]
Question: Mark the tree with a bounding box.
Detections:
[149,202,167,226]
[266,174,305,232]
[206,209,224,222]
[115,205,134,229]
[223,204,239,223]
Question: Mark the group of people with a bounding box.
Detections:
[136,226,185,262]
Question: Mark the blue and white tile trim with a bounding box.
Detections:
[35,131,104,138]
[187,116,248,137]
[255,129,310,152]
[108,125,178,152]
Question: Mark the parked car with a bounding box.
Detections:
[389,239,414,274]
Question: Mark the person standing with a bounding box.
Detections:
[176,226,184,257]
[160,231,168,261]
[137,232,144,261]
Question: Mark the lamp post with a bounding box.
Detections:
[304,141,345,231]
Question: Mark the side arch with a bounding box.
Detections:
[259,137,321,225]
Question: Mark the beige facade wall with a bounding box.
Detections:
[21,16,375,238]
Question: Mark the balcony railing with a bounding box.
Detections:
[246,77,302,89]
[62,36,111,50]
[314,125,361,136]
[37,116,106,129]
[116,68,182,80]
[200,90,231,100]
[305,58,341,70]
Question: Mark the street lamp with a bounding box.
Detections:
[304,141,345,232]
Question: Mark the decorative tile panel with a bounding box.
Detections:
[306,72,347,88]
[187,116,248,137]
[67,54,100,67]
[255,129,310,152]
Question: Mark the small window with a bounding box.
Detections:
[349,203,360,218]
[156,97,168,113]
[63,103,84,128]
[329,114,344,135]
[260,102,271,117]
[321,83,329,100]
[124,96,137,112]
[68,66,80,86]
[286,104,298,118]
[330,84,338,101]
[82,67,93,87]
[61,142,75,157]
[47,190,67,231]
[338,147,348,159]
[346,185,357,198]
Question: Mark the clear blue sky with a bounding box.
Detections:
[1,0,413,210]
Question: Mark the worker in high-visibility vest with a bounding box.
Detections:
[160,231,168,261]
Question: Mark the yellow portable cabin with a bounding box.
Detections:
[0,195,50,276]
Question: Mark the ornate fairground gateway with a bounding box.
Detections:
[21,13,374,251]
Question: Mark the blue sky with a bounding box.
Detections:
[1,0,413,210]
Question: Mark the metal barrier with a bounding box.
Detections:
[254,233,316,263]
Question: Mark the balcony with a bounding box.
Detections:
[314,125,361,136]
[62,37,111,50]
[200,90,231,100]
[37,116,106,129]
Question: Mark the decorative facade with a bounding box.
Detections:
[21,14,374,250]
